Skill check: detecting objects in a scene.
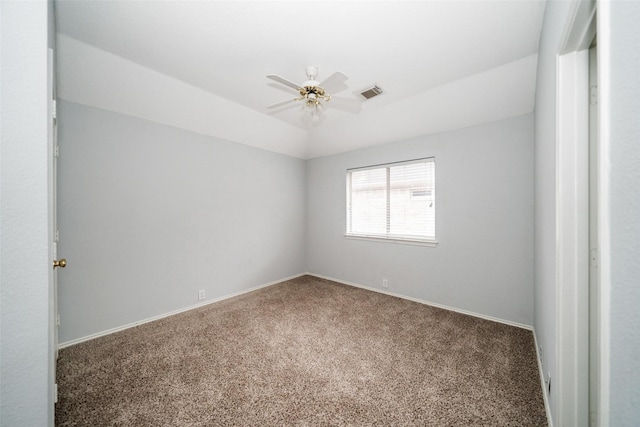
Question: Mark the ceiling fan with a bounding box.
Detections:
[266,65,359,122]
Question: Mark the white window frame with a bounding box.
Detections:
[345,158,437,247]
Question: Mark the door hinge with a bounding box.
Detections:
[54,145,60,158]
[590,85,598,105]
[56,314,61,326]
[52,99,57,119]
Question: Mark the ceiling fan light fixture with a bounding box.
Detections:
[302,97,322,122]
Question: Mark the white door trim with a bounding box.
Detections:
[588,44,600,427]
[47,46,57,424]
[556,47,590,427]
[595,1,612,424]
[555,1,596,425]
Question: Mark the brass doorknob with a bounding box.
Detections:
[53,259,67,269]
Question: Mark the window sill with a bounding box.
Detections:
[344,234,438,247]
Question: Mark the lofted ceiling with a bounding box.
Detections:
[55,1,546,159]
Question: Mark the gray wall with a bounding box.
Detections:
[57,101,307,344]
[533,1,571,422]
[606,1,640,423]
[307,114,535,326]
[0,1,53,425]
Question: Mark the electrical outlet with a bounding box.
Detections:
[198,290,205,300]
[382,279,388,288]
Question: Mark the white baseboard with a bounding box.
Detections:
[533,329,554,427]
[58,272,307,349]
[306,272,533,331]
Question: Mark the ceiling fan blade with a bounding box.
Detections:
[328,96,362,114]
[266,98,298,109]
[267,82,300,95]
[267,74,302,91]
[319,72,349,93]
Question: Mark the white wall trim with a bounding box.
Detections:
[58,273,306,349]
[307,272,533,331]
[534,329,555,427]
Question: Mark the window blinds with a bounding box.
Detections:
[347,158,435,241]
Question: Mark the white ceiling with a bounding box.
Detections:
[55,1,546,159]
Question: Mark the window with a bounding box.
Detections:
[346,158,436,245]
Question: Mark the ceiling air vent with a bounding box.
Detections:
[356,84,383,100]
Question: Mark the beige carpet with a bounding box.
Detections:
[56,275,547,426]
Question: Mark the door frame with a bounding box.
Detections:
[555,0,598,425]
[47,46,57,419]
[588,43,599,426]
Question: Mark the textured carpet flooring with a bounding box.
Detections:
[56,275,547,426]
